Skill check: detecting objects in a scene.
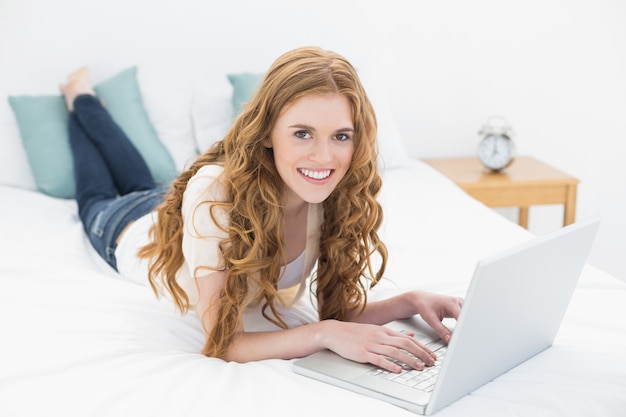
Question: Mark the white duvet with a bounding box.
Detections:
[1,161,625,417]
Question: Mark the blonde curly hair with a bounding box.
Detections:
[139,46,388,358]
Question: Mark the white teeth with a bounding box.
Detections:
[299,169,331,180]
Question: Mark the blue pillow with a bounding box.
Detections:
[8,67,177,199]
[227,72,264,116]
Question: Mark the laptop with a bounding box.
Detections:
[293,216,601,415]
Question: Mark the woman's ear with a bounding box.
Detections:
[263,136,273,148]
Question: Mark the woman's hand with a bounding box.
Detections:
[351,290,464,346]
[320,320,437,373]
[409,291,464,343]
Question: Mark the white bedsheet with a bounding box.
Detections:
[1,161,625,417]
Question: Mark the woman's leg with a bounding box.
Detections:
[61,67,155,196]
[72,95,156,195]
[68,111,117,228]
[62,67,163,270]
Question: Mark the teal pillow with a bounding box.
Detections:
[227,72,264,116]
[8,67,177,199]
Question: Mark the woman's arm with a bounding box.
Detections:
[351,290,464,344]
[225,319,437,373]
[195,273,439,373]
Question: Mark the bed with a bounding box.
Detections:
[2,3,626,415]
[2,135,626,417]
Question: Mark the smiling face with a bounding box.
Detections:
[268,93,355,210]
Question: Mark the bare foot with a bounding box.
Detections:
[59,67,96,111]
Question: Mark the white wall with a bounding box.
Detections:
[1,0,623,280]
[369,1,626,281]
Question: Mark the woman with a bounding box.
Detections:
[62,47,463,374]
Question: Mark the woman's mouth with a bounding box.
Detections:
[298,168,332,180]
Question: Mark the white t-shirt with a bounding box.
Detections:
[116,164,323,329]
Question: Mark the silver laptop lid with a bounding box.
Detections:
[427,216,600,414]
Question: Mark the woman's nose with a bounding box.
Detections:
[310,138,332,163]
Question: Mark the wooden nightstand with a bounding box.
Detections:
[423,156,579,229]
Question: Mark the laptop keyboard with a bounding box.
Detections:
[366,340,447,393]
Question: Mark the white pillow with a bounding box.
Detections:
[191,76,234,154]
[137,67,198,172]
[0,94,37,190]
[355,63,412,171]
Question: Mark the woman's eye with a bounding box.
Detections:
[334,133,350,142]
[295,130,311,139]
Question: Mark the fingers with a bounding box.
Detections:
[395,333,437,366]
[370,331,436,373]
[369,350,420,374]
[421,296,464,343]
[420,311,453,343]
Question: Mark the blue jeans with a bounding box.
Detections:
[68,95,168,270]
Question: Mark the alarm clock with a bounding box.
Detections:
[477,116,515,172]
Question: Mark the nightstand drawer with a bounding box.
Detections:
[463,183,575,207]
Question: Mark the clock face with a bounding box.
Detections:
[477,134,514,171]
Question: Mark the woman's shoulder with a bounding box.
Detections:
[192,164,225,181]
[187,164,225,188]
[184,164,227,202]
